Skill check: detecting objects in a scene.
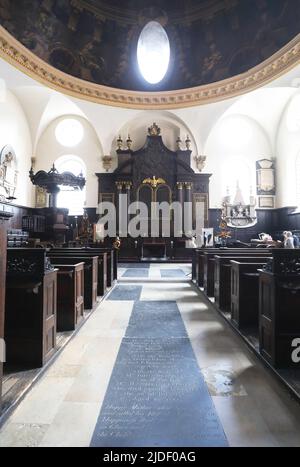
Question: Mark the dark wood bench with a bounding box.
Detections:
[89,245,119,287]
[5,249,57,368]
[48,250,106,296]
[195,248,261,288]
[48,255,98,310]
[259,250,300,368]
[214,255,270,311]
[51,262,84,331]
[231,261,268,329]
[203,250,271,297]
[53,247,116,287]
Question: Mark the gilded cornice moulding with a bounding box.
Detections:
[0,26,300,110]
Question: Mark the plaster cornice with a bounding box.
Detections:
[0,26,299,110]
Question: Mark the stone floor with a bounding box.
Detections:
[1,263,300,447]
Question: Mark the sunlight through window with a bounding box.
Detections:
[55,119,84,148]
[137,21,170,85]
[55,155,86,216]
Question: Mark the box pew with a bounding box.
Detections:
[5,249,57,368]
[49,250,106,296]
[195,248,262,289]
[48,255,98,310]
[203,250,271,297]
[54,247,116,287]
[214,255,271,311]
[231,261,268,329]
[259,250,300,368]
[89,247,118,283]
[192,249,199,281]
[50,262,84,331]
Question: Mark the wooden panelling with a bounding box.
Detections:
[5,251,58,368]
[47,255,98,310]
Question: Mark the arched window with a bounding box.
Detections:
[223,157,252,203]
[55,155,86,216]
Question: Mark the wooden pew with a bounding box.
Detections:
[192,249,198,281]
[203,250,271,297]
[88,247,118,284]
[259,250,300,368]
[48,255,98,310]
[214,255,271,311]
[50,262,84,331]
[54,247,116,287]
[48,250,106,296]
[231,261,268,329]
[5,249,57,368]
[195,247,261,289]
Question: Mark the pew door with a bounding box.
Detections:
[259,272,274,364]
[92,258,98,304]
[75,266,84,325]
[43,270,57,364]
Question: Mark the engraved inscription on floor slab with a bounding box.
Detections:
[90,298,227,447]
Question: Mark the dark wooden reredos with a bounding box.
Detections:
[96,125,210,261]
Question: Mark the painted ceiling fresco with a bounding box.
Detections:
[0,0,299,92]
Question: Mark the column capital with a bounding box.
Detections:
[176,182,184,189]
[115,182,123,191]
[125,182,133,190]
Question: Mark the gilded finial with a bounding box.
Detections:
[176,136,182,150]
[117,135,123,150]
[126,135,132,150]
[185,135,191,150]
[148,123,161,136]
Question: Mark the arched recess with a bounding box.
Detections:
[34,92,87,152]
[35,114,103,208]
[275,90,300,207]
[0,89,33,206]
[204,114,272,208]
[112,110,199,159]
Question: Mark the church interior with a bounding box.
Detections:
[1,0,300,449]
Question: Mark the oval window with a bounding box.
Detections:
[137,21,170,84]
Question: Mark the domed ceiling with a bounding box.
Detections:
[0,0,299,92]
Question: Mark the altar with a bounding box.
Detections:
[141,240,167,260]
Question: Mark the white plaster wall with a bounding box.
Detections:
[204,114,272,208]
[276,90,300,208]
[0,87,33,206]
[1,55,300,211]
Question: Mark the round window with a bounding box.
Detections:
[55,119,84,147]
